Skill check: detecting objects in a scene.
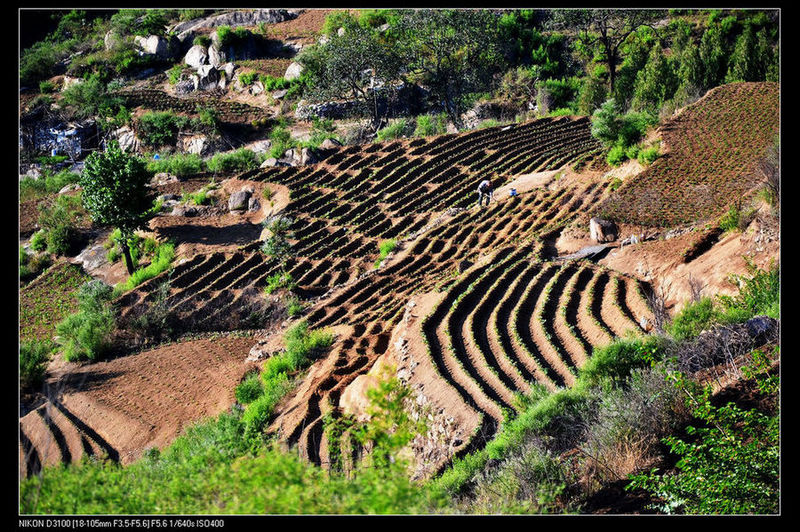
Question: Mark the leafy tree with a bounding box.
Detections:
[698,23,728,89]
[631,43,680,112]
[550,9,665,94]
[80,141,155,275]
[396,9,503,126]
[590,99,622,147]
[300,14,404,130]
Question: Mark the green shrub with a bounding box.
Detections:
[238,71,259,86]
[374,239,397,268]
[30,231,48,252]
[118,242,176,293]
[193,34,212,48]
[414,114,448,137]
[37,195,85,256]
[56,280,116,362]
[627,359,779,514]
[285,295,305,317]
[548,107,574,117]
[137,112,189,147]
[718,203,741,233]
[666,297,717,341]
[235,372,264,404]
[637,145,660,165]
[477,119,501,129]
[606,145,626,166]
[207,149,259,173]
[717,262,779,322]
[146,153,205,178]
[376,119,410,142]
[268,126,292,159]
[39,80,56,94]
[167,64,185,85]
[20,340,55,390]
[263,272,295,295]
[625,144,640,161]
[19,249,52,283]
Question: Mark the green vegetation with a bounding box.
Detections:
[263,272,296,295]
[628,347,779,514]
[207,149,260,173]
[376,119,411,142]
[36,195,86,256]
[20,263,93,344]
[116,241,176,294]
[19,246,52,284]
[20,340,55,390]
[80,141,155,275]
[261,216,294,269]
[414,114,448,137]
[20,170,81,203]
[374,238,398,268]
[235,371,264,405]
[145,152,205,178]
[137,112,189,148]
[242,321,334,437]
[56,280,116,362]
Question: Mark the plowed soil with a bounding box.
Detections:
[21,335,257,472]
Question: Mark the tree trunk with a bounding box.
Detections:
[121,238,135,275]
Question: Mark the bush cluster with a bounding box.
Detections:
[56,280,116,362]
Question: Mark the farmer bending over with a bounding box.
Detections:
[477,179,493,207]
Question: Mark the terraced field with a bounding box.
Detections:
[599,82,779,227]
[120,116,603,327]
[22,115,643,477]
[114,88,272,125]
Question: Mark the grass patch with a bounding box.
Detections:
[115,241,176,294]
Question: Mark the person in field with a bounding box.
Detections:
[477,178,493,207]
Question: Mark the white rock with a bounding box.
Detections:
[184,45,208,69]
[284,61,304,81]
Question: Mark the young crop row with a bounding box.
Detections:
[599,82,778,227]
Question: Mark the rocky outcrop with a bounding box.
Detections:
[590,217,618,243]
[184,45,209,69]
[170,9,300,42]
[134,35,175,59]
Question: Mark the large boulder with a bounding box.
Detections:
[319,138,342,151]
[134,35,171,58]
[184,45,208,68]
[208,44,226,67]
[284,61,304,81]
[195,64,219,89]
[170,9,300,42]
[72,245,108,272]
[228,189,252,212]
[299,147,319,166]
[590,217,618,243]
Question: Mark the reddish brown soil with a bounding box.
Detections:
[148,178,289,258]
[20,335,257,474]
[599,212,779,314]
